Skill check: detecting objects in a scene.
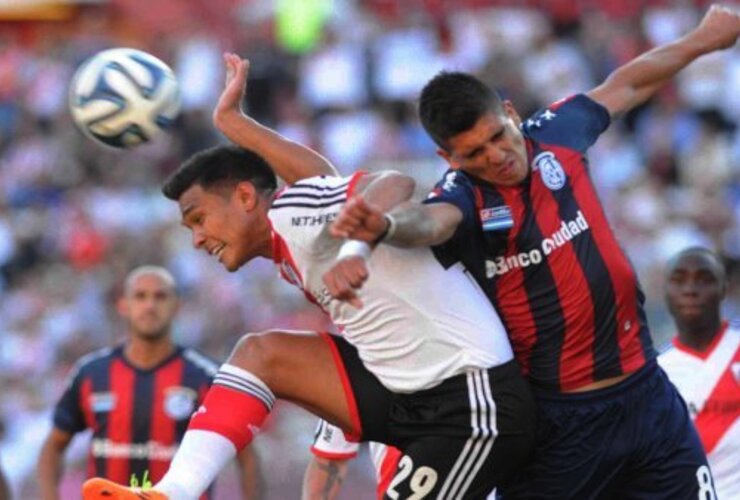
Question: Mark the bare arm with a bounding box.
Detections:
[235,446,263,499]
[588,4,739,117]
[37,428,73,500]
[213,53,337,185]
[301,456,351,500]
[0,458,10,500]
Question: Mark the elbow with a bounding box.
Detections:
[383,170,416,198]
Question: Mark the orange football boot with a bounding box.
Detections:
[82,478,169,499]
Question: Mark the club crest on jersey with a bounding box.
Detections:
[164,387,198,420]
[533,152,566,191]
[480,206,513,232]
[90,392,116,413]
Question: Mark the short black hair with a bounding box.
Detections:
[419,71,503,149]
[162,145,277,200]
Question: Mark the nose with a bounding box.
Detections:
[485,144,506,165]
[192,228,207,249]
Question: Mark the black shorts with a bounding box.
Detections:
[499,361,713,500]
[322,333,537,499]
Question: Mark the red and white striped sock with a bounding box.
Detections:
[155,364,275,499]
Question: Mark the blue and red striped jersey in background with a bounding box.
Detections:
[53,345,218,494]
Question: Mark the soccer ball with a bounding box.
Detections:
[69,48,180,149]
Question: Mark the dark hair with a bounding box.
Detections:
[419,71,503,148]
[162,145,277,200]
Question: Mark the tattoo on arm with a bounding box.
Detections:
[316,460,345,499]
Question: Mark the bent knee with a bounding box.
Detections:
[227,330,314,385]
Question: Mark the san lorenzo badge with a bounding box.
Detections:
[164,386,197,420]
[534,152,566,191]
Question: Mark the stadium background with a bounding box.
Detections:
[0,0,738,498]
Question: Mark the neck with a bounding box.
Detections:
[124,335,175,370]
[676,316,723,352]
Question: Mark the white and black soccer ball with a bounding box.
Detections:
[69,48,180,149]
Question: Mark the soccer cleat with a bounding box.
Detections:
[82,478,169,499]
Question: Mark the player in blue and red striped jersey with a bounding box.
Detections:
[37,266,261,500]
[322,5,739,499]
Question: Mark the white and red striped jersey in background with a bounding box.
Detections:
[659,322,740,499]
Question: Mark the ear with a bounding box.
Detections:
[437,148,459,170]
[502,100,522,126]
[116,296,129,318]
[234,181,258,211]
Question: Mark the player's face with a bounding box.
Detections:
[121,273,177,340]
[665,253,725,325]
[178,183,266,272]
[439,102,529,186]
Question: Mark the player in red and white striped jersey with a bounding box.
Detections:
[659,247,740,498]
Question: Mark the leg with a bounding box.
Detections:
[227,330,359,434]
[83,330,362,500]
[619,370,715,500]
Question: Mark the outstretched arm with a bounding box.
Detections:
[323,172,464,307]
[213,53,338,184]
[588,4,739,117]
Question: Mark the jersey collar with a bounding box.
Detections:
[672,321,729,360]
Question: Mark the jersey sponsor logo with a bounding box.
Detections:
[441,171,458,192]
[91,438,178,460]
[533,151,566,191]
[90,392,116,413]
[485,210,589,278]
[291,212,337,227]
[163,386,197,420]
[479,206,513,232]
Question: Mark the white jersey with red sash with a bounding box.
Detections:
[659,322,740,498]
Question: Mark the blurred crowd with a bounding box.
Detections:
[0,0,738,497]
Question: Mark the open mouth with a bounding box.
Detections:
[209,243,226,261]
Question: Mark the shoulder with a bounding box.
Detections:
[522,94,610,151]
[70,346,116,377]
[180,347,219,378]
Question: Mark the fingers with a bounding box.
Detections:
[330,197,376,239]
[322,257,369,309]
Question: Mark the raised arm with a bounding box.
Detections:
[213,53,338,184]
[588,4,739,118]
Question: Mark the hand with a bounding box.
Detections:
[213,52,250,127]
[322,256,368,309]
[330,196,389,243]
[693,4,740,52]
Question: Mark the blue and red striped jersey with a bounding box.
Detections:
[426,94,656,392]
[53,344,218,491]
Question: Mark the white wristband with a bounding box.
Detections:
[337,240,372,261]
[382,213,397,242]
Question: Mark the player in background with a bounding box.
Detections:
[0,457,10,500]
[293,5,738,499]
[81,147,537,500]
[658,247,740,498]
[38,266,261,500]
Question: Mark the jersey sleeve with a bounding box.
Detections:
[523,94,610,153]
[269,173,362,252]
[310,420,359,459]
[52,364,87,434]
[423,170,480,267]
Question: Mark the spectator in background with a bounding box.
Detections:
[659,247,740,498]
[37,266,262,500]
